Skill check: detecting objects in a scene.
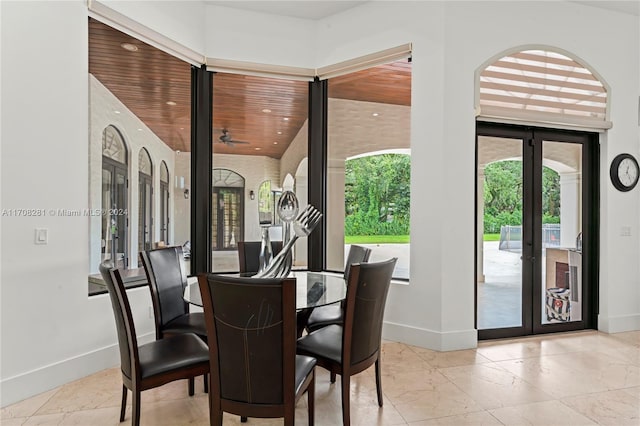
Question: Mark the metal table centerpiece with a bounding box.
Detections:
[253,189,322,279]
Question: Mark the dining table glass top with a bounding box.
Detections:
[184,270,346,310]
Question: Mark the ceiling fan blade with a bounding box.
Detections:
[230,140,250,144]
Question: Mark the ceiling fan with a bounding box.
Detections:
[217,129,250,147]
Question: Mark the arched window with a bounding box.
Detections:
[212,169,244,251]
[159,161,170,245]
[138,148,153,253]
[476,48,610,131]
[102,125,128,267]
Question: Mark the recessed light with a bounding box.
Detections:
[372,113,379,117]
[277,131,282,135]
[262,108,271,113]
[120,43,138,52]
[137,128,143,131]
[254,147,261,151]
[283,117,289,121]
[180,127,184,130]
[166,101,177,106]
[114,110,120,114]
[273,142,278,145]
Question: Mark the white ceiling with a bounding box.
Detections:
[205,1,368,19]
[207,1,639,20]
[571,1,640,16]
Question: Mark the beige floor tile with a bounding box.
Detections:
[488,400,597,425]
[410,346,492,368]
[408,411,503,425]
[34,368,123,415]
[1,388,59,419]
[6,331,640,426]
[381,368,451,399]
[21,412,66,425]
[1,417,28,426]
[439,363,553,409]
[562,389,640,426]
[380,342,433,374]
[390,381,484,423]
[610,331,640,347]
[497,351,640,398]
[476,332,597,362]
[622,385,640,398]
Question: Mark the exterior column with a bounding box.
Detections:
[326,159,345,271]
[559,172,581,247]
[477,168,485,282]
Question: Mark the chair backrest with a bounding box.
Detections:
[343,245,372,280]
[237,241,284,274]
[99,264,139,380]
[198,274,296,405]
[140,247,189,336]
[342,258,397,366]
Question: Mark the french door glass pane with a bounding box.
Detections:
[541,141,582,324]
[114,170,128,267]
[101,169,113,263]
[477,136,523,329]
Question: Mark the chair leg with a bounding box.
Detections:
[210,390,222,426]
[330,371,336,383]
[341,375,351,426]
[188,377,195,396]
[308,370,315,426]
[375,357,383,407]
[132,389,141,426]
[119,385,127,422]
[203,374,209,393]
[240,416,247,422]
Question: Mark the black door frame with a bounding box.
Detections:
[476,122,599,340]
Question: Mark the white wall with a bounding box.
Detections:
[0,1,155,407]
[204,4,315,67]
[1,0,638,407]
[99,0,206,55]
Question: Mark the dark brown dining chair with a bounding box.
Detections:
[198,273,316,426]
[305,245,372,332]
[237,240,284,274]
[99,264,209,426]
[296,258,397,426]
[140,246,208,394]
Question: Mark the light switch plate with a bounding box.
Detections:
[35,228,48,244]
[621,226,631,237]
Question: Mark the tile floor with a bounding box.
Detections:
[2,330,639,425]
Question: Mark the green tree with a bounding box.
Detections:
[345,154,410,236]
[483,161,560,232]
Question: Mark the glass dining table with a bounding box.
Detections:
[184,270,347,336]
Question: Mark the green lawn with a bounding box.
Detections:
[345,235,410,244]
[346,234,497,243]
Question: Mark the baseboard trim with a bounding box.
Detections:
[598,313,640,333]
[382,320,477,351]
[1,332,154,408]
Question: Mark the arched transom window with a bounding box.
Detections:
[478,49,609,130]
[102,125,127,163]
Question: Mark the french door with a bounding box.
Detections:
[138,173,153,253]
[211,187,243,251]
[476,123,598,339]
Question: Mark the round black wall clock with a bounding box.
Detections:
[610,153,639,192]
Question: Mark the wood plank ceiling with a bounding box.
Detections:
[89,18,411,158]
